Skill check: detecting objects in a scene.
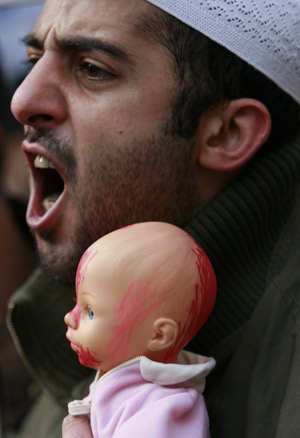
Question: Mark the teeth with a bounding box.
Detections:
[43,193,60,211]
[34,155,55,169]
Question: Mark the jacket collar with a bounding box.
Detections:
[184,139,300,353]
[7,138,300,407]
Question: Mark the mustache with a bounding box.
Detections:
[25,127,77,176]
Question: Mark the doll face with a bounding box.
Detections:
[64,245,157,373]
[65,247,121,371]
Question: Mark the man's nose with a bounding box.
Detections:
[11,52,67,130]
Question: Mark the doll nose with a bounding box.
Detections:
[64,311,77,329]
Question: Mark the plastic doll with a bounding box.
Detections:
[65,222,217,438]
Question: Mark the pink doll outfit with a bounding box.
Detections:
[68,353,216,438]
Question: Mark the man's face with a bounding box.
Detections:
[11,0,202,284]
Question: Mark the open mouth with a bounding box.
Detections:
[33,154,65,213]
[25,148,67,231]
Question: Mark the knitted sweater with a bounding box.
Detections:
[7,137,300,438]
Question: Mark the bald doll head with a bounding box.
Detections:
[65,222,216,374]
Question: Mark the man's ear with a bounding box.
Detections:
[196,98,271,171]
[147,318,178,352]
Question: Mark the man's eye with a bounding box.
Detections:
[23,57,40,74]
[88,307,95,320]
[80,62,113,80]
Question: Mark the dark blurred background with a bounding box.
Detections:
[0,2,43,436]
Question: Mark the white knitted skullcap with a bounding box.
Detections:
[146,0,300,105]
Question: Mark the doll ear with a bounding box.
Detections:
[147,318,178,352]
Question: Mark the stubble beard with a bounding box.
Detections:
[37,118,203,286]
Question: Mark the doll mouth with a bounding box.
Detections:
[70,343,81,355]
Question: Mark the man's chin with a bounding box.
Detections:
[39,258,77,286]
[37,247,79,286]
[33,228,86,286]
[34,220,102,286]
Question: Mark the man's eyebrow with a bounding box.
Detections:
[57,36,129,59]
[22,33,43,50]
[23,33,132,64]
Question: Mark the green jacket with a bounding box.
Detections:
[7,138,300,437]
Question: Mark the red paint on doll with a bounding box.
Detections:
[66,248,99,344]
[70,301,82,328]
[75,342,102,369]
[107,278,167,364]
[76,247,98,294]
[192,245,217,328]
[164,242,216,362]
[164,285,201,362]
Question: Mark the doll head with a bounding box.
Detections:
[65,222,216,375]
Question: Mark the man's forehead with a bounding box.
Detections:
[34,0,155,40]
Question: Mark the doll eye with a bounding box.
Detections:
[88,307,94,320]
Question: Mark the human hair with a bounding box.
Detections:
[137,7,300,150]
